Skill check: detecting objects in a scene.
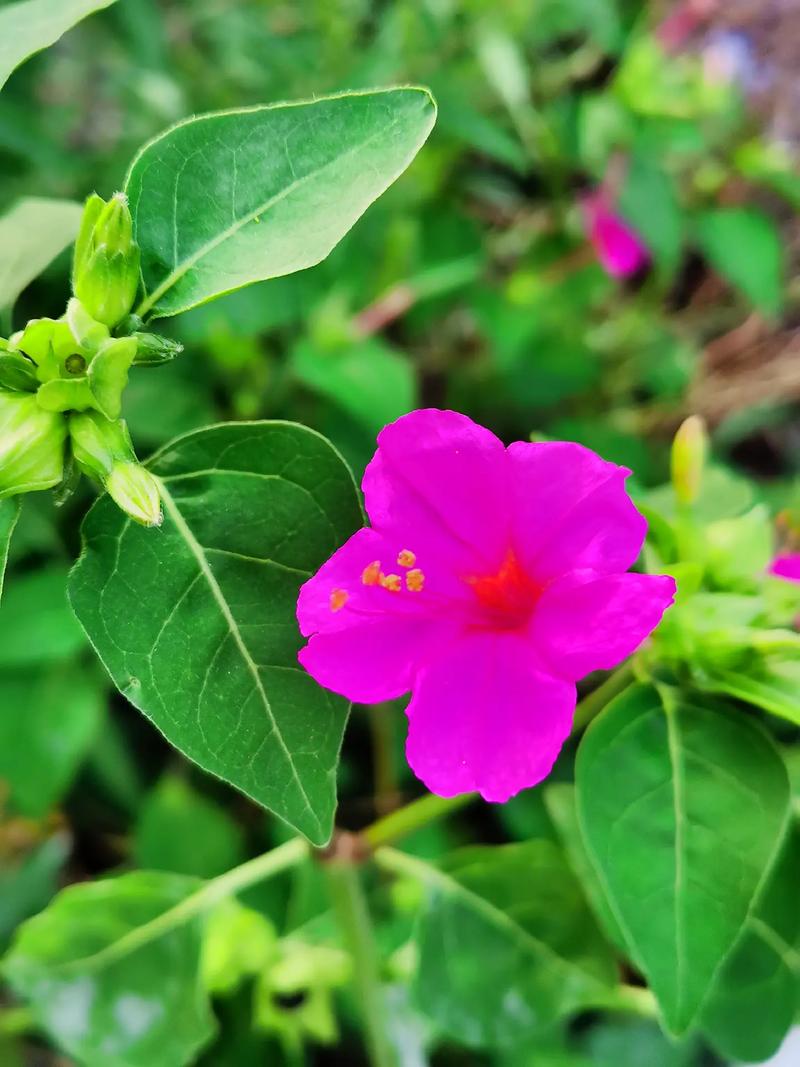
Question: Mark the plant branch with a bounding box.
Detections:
[572,662,635,733]
[325,862,396,1067]
[363,791,476,850]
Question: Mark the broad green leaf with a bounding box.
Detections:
[0,664,104,817]
[135,775,246,879]
[0,497,19,603]
[69,422,362,845]
[0,198,83,310]
[3,871,215,1067]
[700,823,800,1062]
[126,88,437,319]
[0,0,116,91]
[695,207,784,316]
[0,564,85,668]
[291,337,416,435]
[385,842,617,1049]
[576,684,790,1034]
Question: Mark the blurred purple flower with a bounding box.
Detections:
[582,189,649,279]
[296,409,675,802]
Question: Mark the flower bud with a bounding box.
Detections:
[0,391,66,498]
[671,415,708,507]
[69,411,162,526]
[131,332,183,366]
[73,193,141,328]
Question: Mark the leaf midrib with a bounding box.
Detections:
[158,478,317,831]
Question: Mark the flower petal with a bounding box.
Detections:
[770,553,800,583]
[405,632,576,802]
[298,615,454,705]
[362,409,510,575]
[508,440,647,581]
[532,570,676,680]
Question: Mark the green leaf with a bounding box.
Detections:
[619,155,683,277]
[135,775,246,879]
[69,422,362,845]
[0,833,69,951]
[381,842,617,1049]
[695,207,784,316]
[0,198,83,310]
[0,564,86,668]
[0,0,116,91]
[544,783,626,952]
[702,657,800,725]
[700,823,800,1062]
[126,88,437,319]
[3,871,215,1067]
[0,497,20,603]
[576,684,790,1034]
[0,664,104,817]
[291,337,416,435]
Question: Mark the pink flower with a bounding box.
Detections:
[582,190,649,279]
[770,554,800,583]
[296,410,676,802]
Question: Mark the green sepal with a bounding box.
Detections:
[87,336,137,419]
[65,298,109,354]
[0,352,38,392]
[10,318,74,382]
[36,377,95,414]
[0,392,66,499]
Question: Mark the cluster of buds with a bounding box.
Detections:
[0,193,181,526]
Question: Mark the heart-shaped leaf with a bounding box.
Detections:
[576,684,790,1034]
[125,88,436,318]
[69,422,362,845]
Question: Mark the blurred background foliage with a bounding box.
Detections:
[1,0,800,1063]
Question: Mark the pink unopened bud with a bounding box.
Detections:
[582,190,649,279]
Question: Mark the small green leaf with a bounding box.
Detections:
[576,684,790,1034]
[619,155,683,277]
[695,207,784,316]
[291,337,416,435]
[0,564,85,668]
[125,88,436,318]
[134,775,246,879]
[702,657,800,725]
[0,833,69,951]
[0,497,20,603]
[0,664,104,817]
[69,422,362,845]
[0,198,82,310]
[0,0,116,90]
[700,824,800,1062]
[3,871,215,1067]
[384,842,617,1049]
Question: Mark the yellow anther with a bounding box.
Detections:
[361,560,382,586]
[329,588,349,612]
[397,549,416,569]
[380,573,402,592]
[406,568,425,592]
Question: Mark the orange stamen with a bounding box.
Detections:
[406,568,425,592]
[361,560,382,586]
[380,573,402,592]
[329,588,349,612]
[397,549,416,568]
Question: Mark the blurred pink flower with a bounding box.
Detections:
[296,410,675,802]
[769,553,800,583]
[582,190,649,279]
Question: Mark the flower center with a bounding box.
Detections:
[467,548,539,629]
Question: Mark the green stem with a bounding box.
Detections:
[368,705,399,817]
[58,837,308,975]
[0,1006,34,1036]
[572,662,634,734]
[325,862,396,1067]
[363,791,476,850]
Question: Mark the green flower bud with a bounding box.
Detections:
[0,391,66,498]
[72,193,141,328]
[131,332,183,366]
[671,415,707,507]
[0,352,38,393]
[69,411,162,526]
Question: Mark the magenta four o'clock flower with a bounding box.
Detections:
[297,410,676,802]
[582,188,649,279]
[770,554,800,583]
